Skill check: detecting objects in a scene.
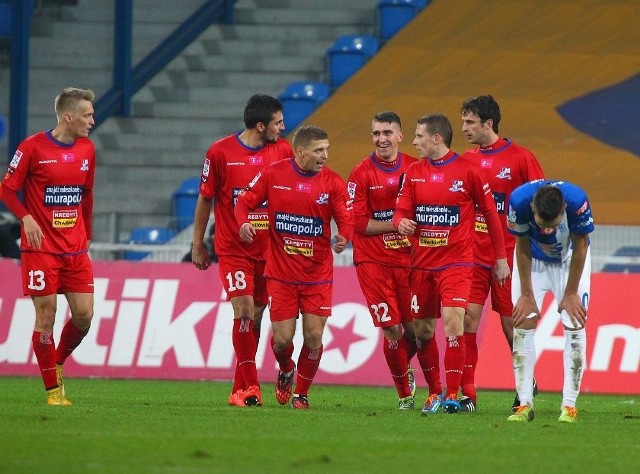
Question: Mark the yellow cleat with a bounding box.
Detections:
[46,387,73,406]
[507,404,534,422]
[558,406,578,423]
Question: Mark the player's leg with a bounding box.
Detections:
[556,250,590,422]
[269,280,299,405]
[291,284,331,409]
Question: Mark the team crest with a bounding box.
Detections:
[316,193,329,205]
[449,180,465,192]
[81,159,89,171]
[496,167,512,180]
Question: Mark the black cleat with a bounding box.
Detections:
[458,396,476,412]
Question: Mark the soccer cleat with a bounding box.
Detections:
[228,386,263,407]
[558,406,578,423]
[407,366,416,400]
[291,394,309,409]
[511,377,539,412]
[443,395,462,414]
[458,396,476,413]
[398,396,414,410]
[420,393,443,415]
[56,364,66,397]
[46,387,72,406]
[275,367,295,405]
[507,405,535,422]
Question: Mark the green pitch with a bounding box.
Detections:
[1,377,638,473]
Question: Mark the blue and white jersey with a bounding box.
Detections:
[507,180,594,263]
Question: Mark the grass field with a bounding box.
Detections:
[1,376,638,473]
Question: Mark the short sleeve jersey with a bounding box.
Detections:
[236,158,354,284]
[464,138,544,268]
[199,133,293,260]
[393,151,496,270]
[347,152,418,267]
[1,131,96,255]
[507,180,595,263]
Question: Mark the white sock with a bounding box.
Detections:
[562,328,586,408]
[512,328,536,406]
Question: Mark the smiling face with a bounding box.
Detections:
[295,138,330,173]
[371,120,403,162]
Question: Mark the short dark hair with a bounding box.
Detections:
[243,94,283,129]
[373,111,401,128]
[292,125,329,149]
[417,113,453,147]
[533,185,565,221]
[461,95,501,134]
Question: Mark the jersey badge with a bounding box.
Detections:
[316,193,329,205]
[449,180,465,192]
[496,167,512,180]
[81,159,89,172]
[9,150,23,168]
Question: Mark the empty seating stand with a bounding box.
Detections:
[172,176,201,231]
[326,35,380,88]
[377,0,429,40]
[123,226,176,261]
[601,246,640,273]
[278,81,330,132]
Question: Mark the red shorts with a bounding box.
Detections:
[21,251,94,296]
[217,255,267,305]
[267,279,332,322]
[356,262,412,328]
[469,265,513,317]
[410,265,473,319]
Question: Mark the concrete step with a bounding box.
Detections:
[92,132,212,152]
[201,23,374,41]
[233,7,374,26]
[163,54,325,74]
[238,0,375,8]
[94,148,209,168]
[61,0,204,23]
[96,116,234,137]
[194,38,333,57]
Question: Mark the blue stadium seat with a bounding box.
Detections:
[601,246,640,273]
[172,176,201,231]
[278,81,330,132]
[124,226,176,261]
[326,35,380,88]
[377,0,429,40]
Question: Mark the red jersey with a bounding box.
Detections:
[0,131,95,255]
[392,150,505,270]
[464,138,544,268]
[347,152,418,267]
[199,133,292,261]
[234,158,354,284]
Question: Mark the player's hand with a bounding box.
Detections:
[21,215,44,249]
[238,222,256,243]
[493,258,511,288]
[332,234,348,254]
[191,241,211,270]
[512,294,539,327]
[397,218,417,236]
[558,293,587,329]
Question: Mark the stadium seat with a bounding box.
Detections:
[326,35,380,88]
[278,81,330,132]
[123,226,175,261]
[172,176,201,231]
[377,0,429,40]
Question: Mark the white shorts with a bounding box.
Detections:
[511,247,591,329]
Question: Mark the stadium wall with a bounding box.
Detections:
[0,259,637,395]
